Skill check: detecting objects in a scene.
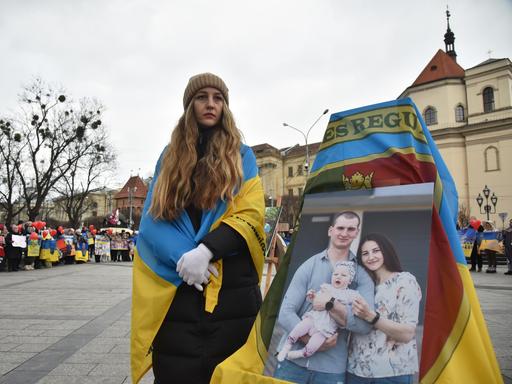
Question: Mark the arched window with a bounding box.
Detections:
[483,87,495,113]
[455,105,465,122]
[484,146,499,171]
[424,107,437,125]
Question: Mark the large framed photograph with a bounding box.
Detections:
[264,183,433,383]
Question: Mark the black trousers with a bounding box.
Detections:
[7,256,20,271]
[470,241,482,270]
[486,250,497,269]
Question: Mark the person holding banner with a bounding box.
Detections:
[469,217,484,272]
[131,73,265,384]
[348,233,421,383]
[274,211,374,384]
[4,224,24,272]
[480,221,501,274]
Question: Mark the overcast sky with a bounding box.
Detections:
[1,0,511,187]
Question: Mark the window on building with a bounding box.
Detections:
[288,166,293,177]
[92,211,98,217]
[484,146,499,171]
[483,87,495,113]
[424,107,437,125]
[288,189,293,197]
[297,165,303,176]
[298,187,303,197]
[455,105,465,122]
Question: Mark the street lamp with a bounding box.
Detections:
[128,186,137,229]
[476,185,498,221]
[283,108,329,175]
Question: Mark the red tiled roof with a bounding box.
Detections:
[114,176,148,199]
[411,49,465,87]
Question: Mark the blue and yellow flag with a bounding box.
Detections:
[212,98,502,383]
[130,144,266,384]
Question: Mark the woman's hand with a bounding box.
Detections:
[352,295,375,322]
[176,244,213,291]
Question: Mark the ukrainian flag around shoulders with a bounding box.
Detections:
[131,144,266,384]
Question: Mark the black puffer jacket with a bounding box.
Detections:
[152,221,262,384]
[152,128,262,384]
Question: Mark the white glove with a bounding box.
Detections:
[176,244,213,291]
[208,263,219,278]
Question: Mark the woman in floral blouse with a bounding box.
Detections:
[347,233,422,384]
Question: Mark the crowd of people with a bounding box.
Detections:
[464,216,512,275]
[0,221,137,272]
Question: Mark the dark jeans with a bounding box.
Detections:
[346,372,413,384]
[506,247,512,272]
[274,359,346,384]
[485,250,497,271]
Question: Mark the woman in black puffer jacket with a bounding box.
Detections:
[131,73,265,384]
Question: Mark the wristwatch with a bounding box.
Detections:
[325,297,335,311]
[369,311,380,325]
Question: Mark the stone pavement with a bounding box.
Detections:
[0,262,510,384]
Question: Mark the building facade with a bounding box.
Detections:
[252,143,320,226]
[400,11,512,226]
[252,143,320,203]
[51,187,118,224]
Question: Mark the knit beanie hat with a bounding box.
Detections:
[183,73,229,109]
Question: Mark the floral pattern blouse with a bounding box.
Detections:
[347,272,422,378]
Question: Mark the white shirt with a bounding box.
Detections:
[348,272,421,378]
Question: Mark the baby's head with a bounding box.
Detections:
[332,261,356,289]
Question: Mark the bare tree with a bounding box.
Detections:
[458,202,470,229]
[8,78,115,221]
[0,118,26,225]
[53,116,116,228]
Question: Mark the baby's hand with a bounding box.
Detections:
[319,283,330,292]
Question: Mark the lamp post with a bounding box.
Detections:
[283,109,329,175]
[128,186,137,229]
[476,185,498,221]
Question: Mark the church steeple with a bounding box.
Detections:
[444,7,457,62]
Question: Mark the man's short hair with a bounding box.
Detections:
[331,211,361,228]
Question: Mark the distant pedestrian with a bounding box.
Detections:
[4,224,23,272]
[0,224,6,272]
[503,219,512,276]
[469,218,484,272]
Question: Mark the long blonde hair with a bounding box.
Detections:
[149,102,243,221]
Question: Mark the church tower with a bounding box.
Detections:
[444,7,457,61]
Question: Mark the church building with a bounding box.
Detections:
[399,10,512,226]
